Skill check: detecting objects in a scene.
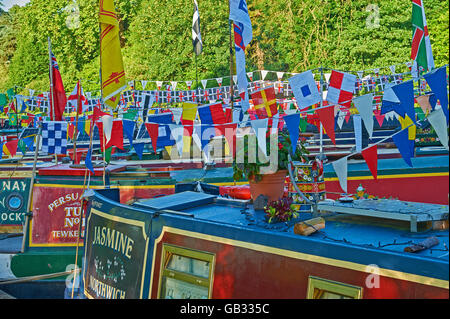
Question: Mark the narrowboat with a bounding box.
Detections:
[78,185,448,299]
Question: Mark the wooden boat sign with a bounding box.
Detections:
[0,178,30,231]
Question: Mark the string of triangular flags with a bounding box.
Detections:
[2,66,447,185]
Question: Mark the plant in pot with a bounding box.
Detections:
[232,127,309,202]
[264,196,299,223]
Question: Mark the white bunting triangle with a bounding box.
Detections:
[389,65,396,74]
[168,124,184,157]
[353,114,363,153]
[170,108,183,124]
[332,157,348,193]
[250,118,269,157]
[357,71,364,79]
[276,72,284,81]
[353,93,374,138]
[101,115,114,144]
[216,78,223,86]
[201,79,208,89]
[170,81,177,91]
[141,80,148,90]
[156,81,163,90]
[261,70,269,81]
[28,89,35,96]
[427,108,449,150]
[337,110,345,129]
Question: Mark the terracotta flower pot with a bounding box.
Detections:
[249,170,287,202]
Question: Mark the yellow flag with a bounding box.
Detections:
[182,102,197,122]
[398,115,416,140]
[100,0,126,109]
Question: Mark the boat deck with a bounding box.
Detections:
[134,192,449,262]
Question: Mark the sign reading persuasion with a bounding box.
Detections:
[30,186,85,245]
[83,207,148,299]
[0,178,30,226]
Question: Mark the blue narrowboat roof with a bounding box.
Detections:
[133,192,449,265]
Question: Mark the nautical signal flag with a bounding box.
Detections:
[251,86,278,119]
[326,70,356,109]
[100,0,126,108]
[42,121,68,155]
[288,70,322,109]
[197,103,227,125]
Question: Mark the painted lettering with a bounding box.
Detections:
[92,226,135,260]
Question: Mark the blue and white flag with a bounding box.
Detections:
[229,0,252,45]
[288,70,322,108]
[42,121,68,155]
[229,0,252,102]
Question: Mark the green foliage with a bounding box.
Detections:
[0,0,448,93]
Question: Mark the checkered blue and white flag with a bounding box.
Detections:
[42,121,68,155]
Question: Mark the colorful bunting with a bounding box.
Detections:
[315,105,336,145]
[283,113,300,155]
[251,86,278,118]
[353,114,362,153]
[288,70,321,109]
[392,129,414,167]
[353,93,374,138]
[332,157,347,193]
[362,144,378,180]
[427,108,449,151]
[145,122,160,153]
[250,118,269,157]
[326,70,357,108]
[423,66,449,123]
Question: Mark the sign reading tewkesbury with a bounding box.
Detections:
[30,186,85,246]
[0,178,31,226]
[83,206,148,299]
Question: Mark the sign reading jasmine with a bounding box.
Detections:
[83,206,149,299]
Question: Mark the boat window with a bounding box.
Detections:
[307,276,363,299]
[158,244,215,299]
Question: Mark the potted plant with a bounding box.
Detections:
[264,197,299,224]
[233,128,309,202]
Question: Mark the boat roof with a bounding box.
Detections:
[134,191,449,263]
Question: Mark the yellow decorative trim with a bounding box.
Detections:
[151,226,449,291]
[325,172,449,182]
[307,276,363,299]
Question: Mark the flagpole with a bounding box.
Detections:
[228,18,234,110]
[21,124,41,253]
[319,66,324,158]
[14,85,18,138]
[48,36,58,164]
[72,79,81,165]
[98,23,107,186]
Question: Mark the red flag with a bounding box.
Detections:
[361,144,378,180]
[96,120,124,152]
[145,123,159,153]
[315,105,336,145]
[92,106,110,121]
[216,123,237,157]
[4,139,19,157]
[49,51,67,121]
